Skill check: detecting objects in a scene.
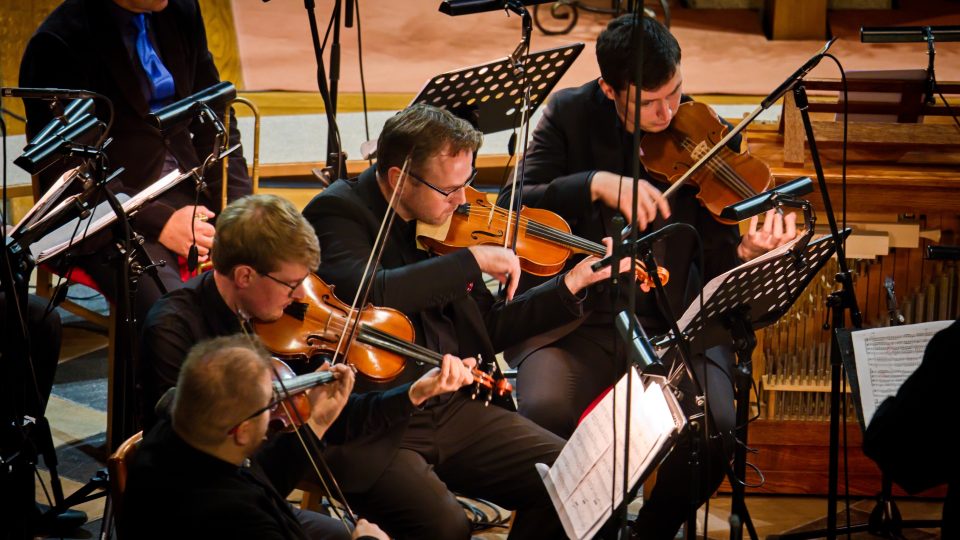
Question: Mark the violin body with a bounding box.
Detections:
[254,274,514,400]
[254,273,412,382]
[640,101,772,224]
[417,186,669,290]
[419,187,573,276]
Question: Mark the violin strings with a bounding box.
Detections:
[679,137,757,200]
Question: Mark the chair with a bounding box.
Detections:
[106,430,144,539]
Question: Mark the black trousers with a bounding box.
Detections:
[342,393,565,540]
[0,294,63,539]
[515,330,737,540]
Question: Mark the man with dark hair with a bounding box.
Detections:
[302,102,625,539]
[19,0,251,321]
[497,14,797,539]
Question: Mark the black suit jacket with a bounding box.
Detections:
[123,420,312,540]
[19,0,249,241]
[498,79,742,342]
[301,166,586,491]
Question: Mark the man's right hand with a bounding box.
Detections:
[158,205,216,260]
[352,518,389,539]
[467,245,521,301]
[590,171,671,231]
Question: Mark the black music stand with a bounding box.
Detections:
[668,230,845,540]
[828,329,943,539]
[411,43,583,135]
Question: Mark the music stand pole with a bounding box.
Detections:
[725,307,761,540]
[776,81,862,540]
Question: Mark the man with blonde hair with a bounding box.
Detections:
[123,335,387,539]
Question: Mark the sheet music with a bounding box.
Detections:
[8,166,81,236]
[851,320,951,426]
[28,168,189,262]
[536,369,684,540]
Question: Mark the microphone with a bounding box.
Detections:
[590,224,681,273]
[25,98,94,152]
[760,37,837,110]
[615,311,665,377]
[719,176,814,222]
[148,81,236,131]
[438,0,552,16]
[14,113,103,175]
[1,87,99,99]
[926,245,960,261]
[860,25,960,43]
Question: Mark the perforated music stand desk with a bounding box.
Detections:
[411,43,584,134]
[674,231,848,352]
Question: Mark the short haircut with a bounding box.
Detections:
[172,335,272,447]
[212,194,320,275]
[375,103,483,179]
[596,15,681,92]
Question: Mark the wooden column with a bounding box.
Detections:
[763,0,828,40]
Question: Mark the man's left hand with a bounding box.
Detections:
[305,363,355,437]
[737,209,798,261]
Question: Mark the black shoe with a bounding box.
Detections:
[31,504,88,536]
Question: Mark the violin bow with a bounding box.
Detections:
[236,311,359,530]
[330,155,414,366]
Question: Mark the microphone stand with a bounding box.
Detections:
[301,0,347,182]
[776,79,863,540]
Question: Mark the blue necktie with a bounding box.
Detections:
[133,14,175,110]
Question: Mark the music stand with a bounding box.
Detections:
[410,43,583,135]
[830,328,943,538]
[666,230,846,540]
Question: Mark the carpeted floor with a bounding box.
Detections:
[231,0,960,96]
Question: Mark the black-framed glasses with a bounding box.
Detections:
[257,271,308,298]
[227,391,281,435]
[405,168,477,198]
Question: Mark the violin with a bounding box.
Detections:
[265,357,337,433]
[639,101,773,224]
[253,273,513,401]
[416,186,670,292]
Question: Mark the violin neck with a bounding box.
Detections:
[274,371,336,396]
[357,324,442,368]
[475,204,606,258]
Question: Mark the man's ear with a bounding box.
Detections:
[232,265,256,289]
[598,77,619,101]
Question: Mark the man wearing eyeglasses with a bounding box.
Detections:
[124,335,391,539]
[301,103,627,539]
[139,193,483,538]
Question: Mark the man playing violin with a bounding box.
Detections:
[124,335,388,539]
[139,194,484,539]
[302,103,627,539]
[496,14,798,539]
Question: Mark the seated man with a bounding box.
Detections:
[122,334,388,539]
[302,103,624,539]
[864,320,959,537]
[139,193,480,538]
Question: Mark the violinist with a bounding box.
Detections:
[496,14,798,539]
[139,194,483,539]
[123,335,388,540]
[302,103,625,539]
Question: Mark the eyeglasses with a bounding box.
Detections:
[257,271,309,298]
[405,168,477,198]
[227,391,281,435]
